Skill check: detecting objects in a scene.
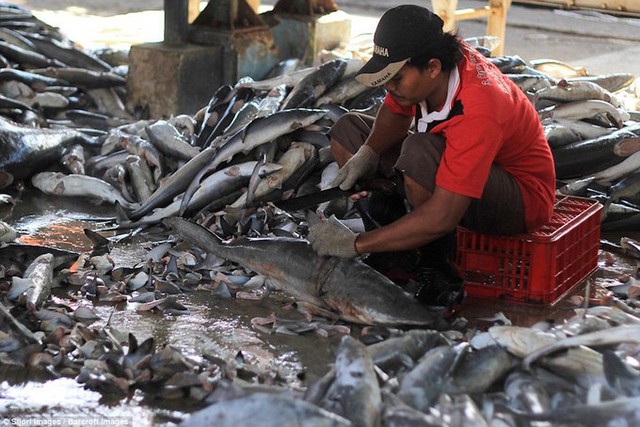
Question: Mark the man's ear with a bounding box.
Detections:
[427,58,442,73]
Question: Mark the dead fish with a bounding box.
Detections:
[0,40,65,68]
[506,73,556,92]
[443,344,519,395]
[179,108,327,215]
[0,115,95,187]
[314,75,369,107]
[522,325,640,367]
[117,132,164,184]
[0,220,17,243]
[553,122,640,179]
[319,335,381,427]
[567,73,637,93]
[126,154,155,203]
[229,142,316,208]
[145,119,200,161]
[19,32,111,71]
[397,344,467,413]
[182,392,351,427]
[129,146,218,219]
[123,161,282,226]
[31,171,140,210]
[165,217,440,326]
[534,79,621,107]
[86,87,132,120]
[540,99,629,129]
[280,59,348,110]
[60,143,85,175]
[366,329,449,372]
[18,253,54,312]
[489,325,605,388]
[195,84,234,147]
[530,58,587,79]
[0,67,68,89]
[30,67,126,88]
[504,396,640,425]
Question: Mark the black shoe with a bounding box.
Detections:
[412,261,465,309]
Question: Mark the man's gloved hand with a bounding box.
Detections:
[308,221,360,258]
[332,145,380,191]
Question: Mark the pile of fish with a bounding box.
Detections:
[493,55,640,230]
[2,1,640,423]
[180,304,640,426]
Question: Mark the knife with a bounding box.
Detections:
[272,178,396,211]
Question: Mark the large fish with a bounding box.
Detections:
[164,217,440,327]
[553,123,640,179]
[0,115,95,187]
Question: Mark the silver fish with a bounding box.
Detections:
[319,335,381,427]
[145,119,200,161]
[125,161,281,225]
[179,108,327,215]
[229,142,315,208]
[523,325,640,367]
[20,253,54,312]
[165,217,440,326]
[182,392,351,427]
[117,132,164,184]
[397,344,467,413]
[280,59,347,110]
[31,172,139,210]
[125,155,155,202]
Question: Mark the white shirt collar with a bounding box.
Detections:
[417,66,460,132]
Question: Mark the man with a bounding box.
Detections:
[308,5,556,282]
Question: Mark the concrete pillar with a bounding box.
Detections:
[127,42,222,118]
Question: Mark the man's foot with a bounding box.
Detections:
[411,261,466,309]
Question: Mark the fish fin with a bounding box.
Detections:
[83,228,112,256]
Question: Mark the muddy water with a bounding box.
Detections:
[0,187,634,424]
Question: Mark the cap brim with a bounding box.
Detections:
[355,57,408,87]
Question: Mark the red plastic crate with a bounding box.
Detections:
[454,195,602,305]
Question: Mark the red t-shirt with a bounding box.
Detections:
[384,41,555,231]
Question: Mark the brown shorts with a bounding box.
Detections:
[328,112,526,235]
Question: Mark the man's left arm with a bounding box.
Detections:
[355,186,471,254]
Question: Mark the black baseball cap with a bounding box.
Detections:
[355,5,445,87]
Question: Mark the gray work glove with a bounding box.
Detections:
[332,145,380,191]
[308,221,360,258]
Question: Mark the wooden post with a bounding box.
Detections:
[487,0,511,56]
[431,0,459,33]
